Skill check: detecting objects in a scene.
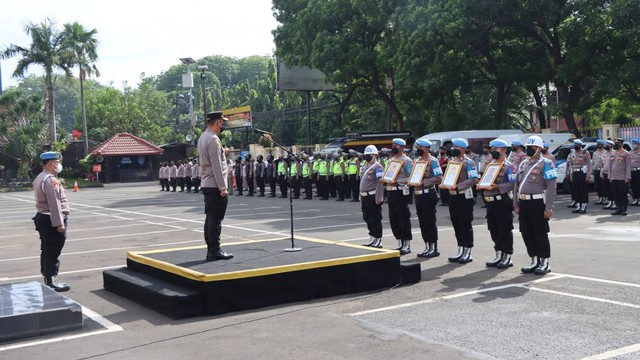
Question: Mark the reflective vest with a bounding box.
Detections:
[277,161,286,175]
[329,160,335,175]
[312,159,319,173]
[290,162,298,175]
[302,162,310,177]
[347,159,358,175]
[318,160,328,175]
[332,159,343,175]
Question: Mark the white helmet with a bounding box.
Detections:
[364,145,379,155]
[525,135,544,148]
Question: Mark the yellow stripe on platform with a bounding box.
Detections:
[127,236,399,282]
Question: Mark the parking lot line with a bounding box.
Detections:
[524,286,640,309]
[0,305,123,352]
[580,343,640,360]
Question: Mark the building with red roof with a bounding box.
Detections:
[90,133,163,183]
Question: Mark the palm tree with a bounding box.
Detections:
[62,22,100,156]
[0,18,72,145]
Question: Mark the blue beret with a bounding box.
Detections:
[511,140,522,146]
[392,138,406,146]
[452,138,469,148]
[596,139,605,145]
[632,138,640,145]
[543,142,549,148]
[40,151,60,161]
[489,139,509,148]
[415,138,432,147]
[573,139,583,145]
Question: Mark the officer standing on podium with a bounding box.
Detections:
[514,135,556,275]
[33,151,71,292]
[360,145,385,248]
[198,111,233,261]
[411,139,443,258]
[478,139,516,269]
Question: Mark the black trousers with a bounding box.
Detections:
[415,191,438,244]
[603,174,612,199]
[448,193,475,247]
[257,176,265,195]
[631,171,640,199]
[202,188,228,251]
[178,177,185,191]
[611,179,629,208]
[439,186,449,205]
[34,213,67,276]
[594,170,606,197]
[388,190,412,240]
[170,178,177,191]
[235,175,243,195]
[278,175,288,197]
[193,178,200,192]
[486,196,514,254]
[518,199,550,258]
[362,195,383,238]
[185,176,192,192]
[571,171,588,203]
[328,175,336,197]
[160,178,165,190]
[318,176,328,199]
[303,176,312,198]
[349,174,359,201]
[268,176,277,196]
[291,176,300,197]
[247,176,254,195]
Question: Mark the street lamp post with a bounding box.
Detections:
[180,57,196,143]
[198,65,208,116]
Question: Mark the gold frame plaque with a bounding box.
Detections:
[477,163,503,189]
[382,160,403,183]
[440,162,462,189]
[408,161,428,186]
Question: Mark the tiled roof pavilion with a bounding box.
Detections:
[89,133,164,156]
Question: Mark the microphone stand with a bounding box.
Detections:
[262,134,302,252]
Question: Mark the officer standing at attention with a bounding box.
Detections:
[602,140,616,209]
[334,152,347,201]
[566,139,592,214]
[592,139,607,205]
[541,143,556,162]
[276,154,289,198]
[198,111,233,261]
[630,139,640,206]
[478,139,516,269]
[290,154,301,199]
[192,159,200,193]
[159,162,166,191]
[184,159,192,193]
[33,151,71,292]
[360,145,385,248]
[381,138,414,255]
[312,152,320,197]
[169,161,177,192]
[302,153,313,199]
[255,154,266,197]
[266,154,277,197]
[442,138,479,264]
[508,140,527,169]
[318,153,329,200]
[177,160,185,192]
[411,139,443,258]
[609,138,631,216]
[244,153,255,196]
[347,150,360,202]
[514,135,556,275]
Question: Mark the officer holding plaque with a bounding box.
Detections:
[381,138,414,255]
[476,139,516,269]
[440,138,479,264]
[409,139,443,258]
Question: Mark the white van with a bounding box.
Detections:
[497,133,572,153]
[416,129,523,153]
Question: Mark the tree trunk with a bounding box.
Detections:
[372,84,403,131]
[530,87,547,129]
[47,84,56,146]
[494,81,506,129]
[557,84,581,137]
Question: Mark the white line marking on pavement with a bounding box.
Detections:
[580,343,640,360]
[554,273,640,289]
[0,265,124,282]
[0,305,123,352]
[525,286,640,309]
[348,275,564,316]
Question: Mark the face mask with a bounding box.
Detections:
[364,155,373,162]
[574,145,581,151]
[526,147,537,157]
[391,147,399,155]
[440,152,446,156]
[597,145,603,149]
[55,163,63,173]
[490,151,501,160]
[483,150,489,155]
[218,120,225,132]
[541,149,548,154]
[451,149,461,157]
[604,146,611,151]
[613,144,620,150]
[415,149,424,157]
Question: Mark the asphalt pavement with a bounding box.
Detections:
[1,182,639,359]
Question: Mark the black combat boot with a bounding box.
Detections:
[496,254,513,269]
[458,247,473,264]
[534,258,551,275]
[44,276,70,292]
[448,246,464,262]
[485,250,503,267]
[521,256,539,274]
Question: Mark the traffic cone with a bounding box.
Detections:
[73,180,79,192]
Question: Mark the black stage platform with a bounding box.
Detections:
[104,237,416,319]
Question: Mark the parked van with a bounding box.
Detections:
[415,129,523,154]
[497,133,572,153]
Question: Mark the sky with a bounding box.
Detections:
[0,0,279,90]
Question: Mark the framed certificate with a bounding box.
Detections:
[408,161,428,186]
[477,163,503,189]
[440,162,462,188]
[382,160,403,183]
